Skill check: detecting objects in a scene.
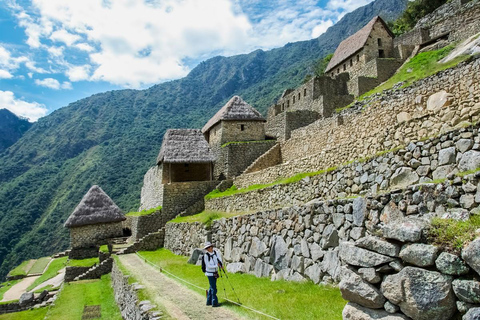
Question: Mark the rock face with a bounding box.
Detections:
[452,279,480,304]
[226,262,245,274]
[339,242,394,267]
[382,218,427,242]
[381,267,456,320]
[435,252,470,275]
[339,267,386,309]
[459,150,480,172]
[399,244,439,267]
[390,168,419,189]
[342,302,410,320]
[462,239,480,276]
[269,235,288,270]
[427,90,452,112]
[356,236,400,257]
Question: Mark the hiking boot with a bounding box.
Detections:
[212,303,221,307]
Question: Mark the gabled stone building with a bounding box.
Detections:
[64,185,126,258]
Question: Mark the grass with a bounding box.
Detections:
[138,249,346,320]
[205,167,337,200]
[99,245,109,253]
[221,140,275,148]
[126,205,162,217]
[28,257,51,275]
[456,167,480,178]
[7,260,35,277]
[44,275,122,320]
[0,279,21,301]
[27,257,68,292]
[169,211,247,226]
[336,44,473,113]
[0,308,48,320]
[67,258,99,268]
[428,215,480,253]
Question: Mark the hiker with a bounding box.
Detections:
[202,241,223,307]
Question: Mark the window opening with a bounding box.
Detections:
[379,49,385,58]
[240,124,245,131]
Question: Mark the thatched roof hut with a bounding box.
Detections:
[64,185,125,228]
[325,16,393,73]
[202,96,265,133]
[156,129,216,165]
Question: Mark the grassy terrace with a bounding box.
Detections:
[26,257,68,292]
[337,44,474,113]
[138,249,346,320]
[125,205,162,217]
[428,215,480,253]
[7,260,35,278]
[0,309,48,320]
[169,211,247,226]
[67,258,99,268]
[28,257,51,275]
[44,275,121,320]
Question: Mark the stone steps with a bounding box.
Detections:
[117,229,165,255]
[73,257,113,281]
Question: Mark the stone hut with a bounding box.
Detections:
[202,96,266,150]
[64,185,126,256]
[157,129,216,183]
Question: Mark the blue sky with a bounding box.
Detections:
[0,0,372,121]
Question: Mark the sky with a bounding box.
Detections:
[0,0,373,121]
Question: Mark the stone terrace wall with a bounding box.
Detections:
[208,124,480,214]
[111,262,162,320]
[162,181,218,216]
[167,172,480,292]
[70,222,123,249]
[235,56,480,189]
[164,222,209,256]
[127,209,164,241]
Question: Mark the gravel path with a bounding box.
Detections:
[118,254,243,320]
[31,268,66,292]
[1,276,39,302]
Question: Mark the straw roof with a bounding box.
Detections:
[156,129,216,164]
[64,185,125,228]
[325,16,393,73]
[202,96,265,133]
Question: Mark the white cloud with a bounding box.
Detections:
[50,29,80,46]
[0,69,13,79]
[66,65,90,81]
[326,0,373,12]
[34,77,72,90]
[0,90,47,121]
[312,20,334,38]
[47,46,64,57]
[74,43,95,52]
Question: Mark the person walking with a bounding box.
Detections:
[202,241,223,307]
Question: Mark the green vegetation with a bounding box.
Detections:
[67,258,99,268]
[389,0,448,36]
[0,279,21,300]
[456,167,480,178]
[428,215,480,253]
[126,205,162,217]
[99,245,109,254]
[205,167,337,200]
[0,308,47,320]
[28,257,51,275]
[7,260,34,277]
[169,211,247,227]
[361,44,470,100]
[44,275,122,320]
[139,249,346,320]
[303,53,334,83]
[221,140,275,148]
[27,257,67,292]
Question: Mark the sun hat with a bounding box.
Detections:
[204,241,214,249]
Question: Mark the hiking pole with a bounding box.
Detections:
[221,266,241,304]
[218,271,228,300]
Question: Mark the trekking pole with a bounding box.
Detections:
[218,271,228,300]
[221,267,241,304]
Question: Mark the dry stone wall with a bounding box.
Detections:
[207,124,480,214]
[235,56,480,189]
[164,222,209,256]
[127,209,164,241]
[70,222,123,249]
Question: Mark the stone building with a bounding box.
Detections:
[139,129,218,216]
[325,16,404,97]
[202,96,275,179]
[64,185,126,257]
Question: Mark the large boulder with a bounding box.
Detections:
[226,262,245,274]
[453,279,480,304]
[249,237,268,258]
[356,236,400,257]
[462,238,480,276]
[399,244,439,267]
[19,292,34,307]
[304,264,323,284]
[339,242,394,267]
[427,90,453,112]
[435,252,470,275]
[381,267,456,320]
[187,248,203,265]
[339,267,386,309]
[269,235,288,270]
[390,167,419,189]
[342,302,410,320]
[382,218,428,242]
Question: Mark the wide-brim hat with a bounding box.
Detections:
[204,241,214,249]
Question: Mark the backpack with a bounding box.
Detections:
[201,251,217,273]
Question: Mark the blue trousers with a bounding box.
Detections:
[207,275,218,306]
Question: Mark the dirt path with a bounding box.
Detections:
[1,275,40,302]
[31,268,65,292]
[118,254,243,320]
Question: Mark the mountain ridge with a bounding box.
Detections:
[0,0,407,278]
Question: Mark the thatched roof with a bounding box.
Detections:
[156,129,216,164]
[325,16,393,73]
[202,96,265,133]
[64,185,125,228]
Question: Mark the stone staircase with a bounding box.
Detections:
[74,257,113,281]
[117,229,165,255]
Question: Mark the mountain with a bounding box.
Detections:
[0,109,32,153]
[0,0,407,277]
